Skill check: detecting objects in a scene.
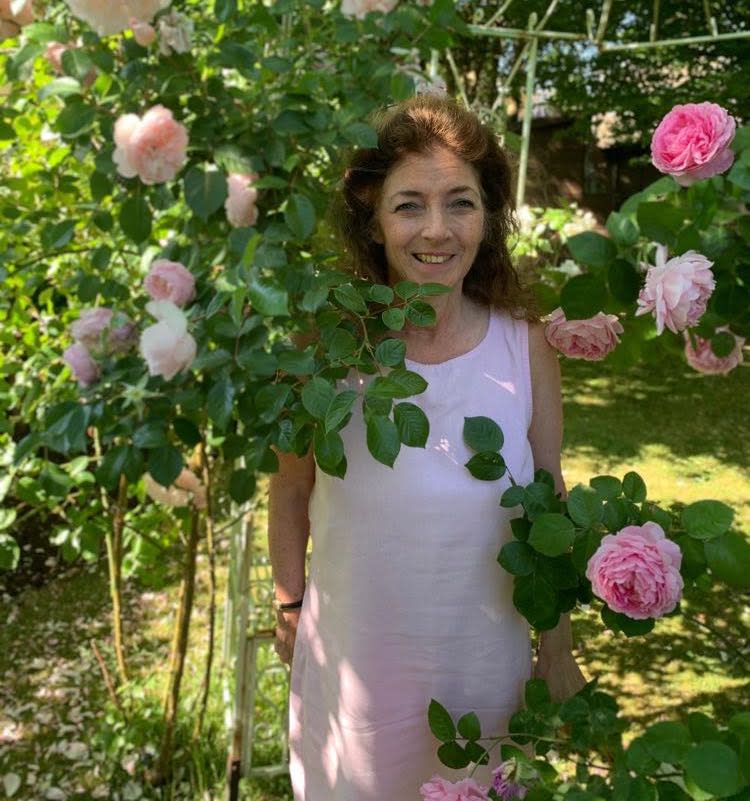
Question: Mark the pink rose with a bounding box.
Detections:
[0,0,33,39]
[586,522,683,620]
[420,775,490,801]
[64,0,169,36]
[130,18,156,46]
[144,259,196,306]
[492,763,527,801]
[544,308,623,361]
[71,307,113,348]
[108,319,138,354]
[635,245,715,335]
[113,105,188,185]
[139,300,196,380]
[157,9,193,55]
[225,173,259,228]
[63,343,100,387]
[651,102,736,187]
[684,327,745,375]
[340,0,399,19]
[144,468,205,509]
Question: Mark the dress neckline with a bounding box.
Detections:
[404,308,494,368]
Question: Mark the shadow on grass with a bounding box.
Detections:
[561,357,750,471]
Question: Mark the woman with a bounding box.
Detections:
[268,94,586,800]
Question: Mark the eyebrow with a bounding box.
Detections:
[389,186,479,201]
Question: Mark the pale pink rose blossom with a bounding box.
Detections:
[651,102,736,187]
[420,775,490,801]
[130,18,156,46]
[157,9,193,55]
[108,319,138,353]
[0,0,33,39]
[684,327,745,375]
[586,522,683,620]
[340,0,399,19]
[139,300,196,380]
[113,105,188,185]
[225,173,259,228]
[144,468,205,508]
[544,307,623,361]
[64,0,169,36]
[63,343,100,387]
[144,259,196,306]
[71,307,114,349]
[491,763,527,801]
[635,245,715,335]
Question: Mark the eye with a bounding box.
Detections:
[454,199,475,208]
[395,202,417,211]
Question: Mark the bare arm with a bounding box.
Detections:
[268,447,315,665]
[527,322,586,699]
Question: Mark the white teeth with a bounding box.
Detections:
[415,254,451,264]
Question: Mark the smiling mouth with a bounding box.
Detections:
[413,254,454,264]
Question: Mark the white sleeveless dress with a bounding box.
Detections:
[289,310,535,800]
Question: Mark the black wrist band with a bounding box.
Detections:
[278,598,304,610]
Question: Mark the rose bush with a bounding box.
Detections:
[543,307,623,360]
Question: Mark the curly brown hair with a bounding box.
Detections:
[326,93,538,320]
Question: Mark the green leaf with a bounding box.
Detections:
[119,194,152,243]
[513,573,559,629]
[704,532,750,588]
[229,468,255,503]
[327,329,358,361]
[684,742,745,797]
[96,445,143,490]
[382,308,406,330]
[642,722,691,765]
[174,418,201,447]
[333,284,368,314]
[418,282,452,297]
[463,416,504,453]
[465,451,506,481]
[375,338,406,367]
[284,193,316,240]
[41,220,75,250]
[313,428,345,475]
[405,300,436,327]
[55,99,96,137]
[525,678,551,710]
[255,384,291,423]
[437,741,471,769]
[394,280,420,300]
[148,446,183,487]
[428,699,456,742]
[566,231,617,268]
[501,485,525,508]
[601,606,654,637]
[184,167,227,221]
[608,259,641,305]
[606,212,639,247]
[523,482,556,519]
[343,122,378,147]
[457,712,481,742]
[44,403,88,454]
[133,421,168,449]
[277,349,315,375]
[528,513,575,557]
[39,76,83,99]
[498,541,537,576]
[368,284,394,304]
[567,486,603,528]
[300,285,329,313]
[728,160,750,191]
[589,475,622,501]
[623,471,647,503]
[366,415,400,468]
[207,377,235,430]
[248,275,289,316]
[214,0,237,21]
[301,377,336,420]
[393,402,429,447]
[560,274,609,319]
[710,331,737,358]
[681,500,734,541]
[368,369,428,399]
[61,48,93,81]
[324,390,358,433]
[637,202,685,246]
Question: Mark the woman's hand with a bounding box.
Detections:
[274,607,301,667]
[533,642,587,702]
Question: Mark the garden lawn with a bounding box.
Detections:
[0,357,747,800]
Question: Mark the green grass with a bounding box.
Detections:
[0,357,747,799]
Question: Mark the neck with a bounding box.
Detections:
[404,285,474,342]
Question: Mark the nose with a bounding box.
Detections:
[422,207,450,240]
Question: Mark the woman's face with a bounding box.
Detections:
[372,146,485,290]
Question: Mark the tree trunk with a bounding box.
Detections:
[194,448,216,739]
[153,505,201,783]
[104,473,129,684]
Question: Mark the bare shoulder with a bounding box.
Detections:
[527,321,560,390]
